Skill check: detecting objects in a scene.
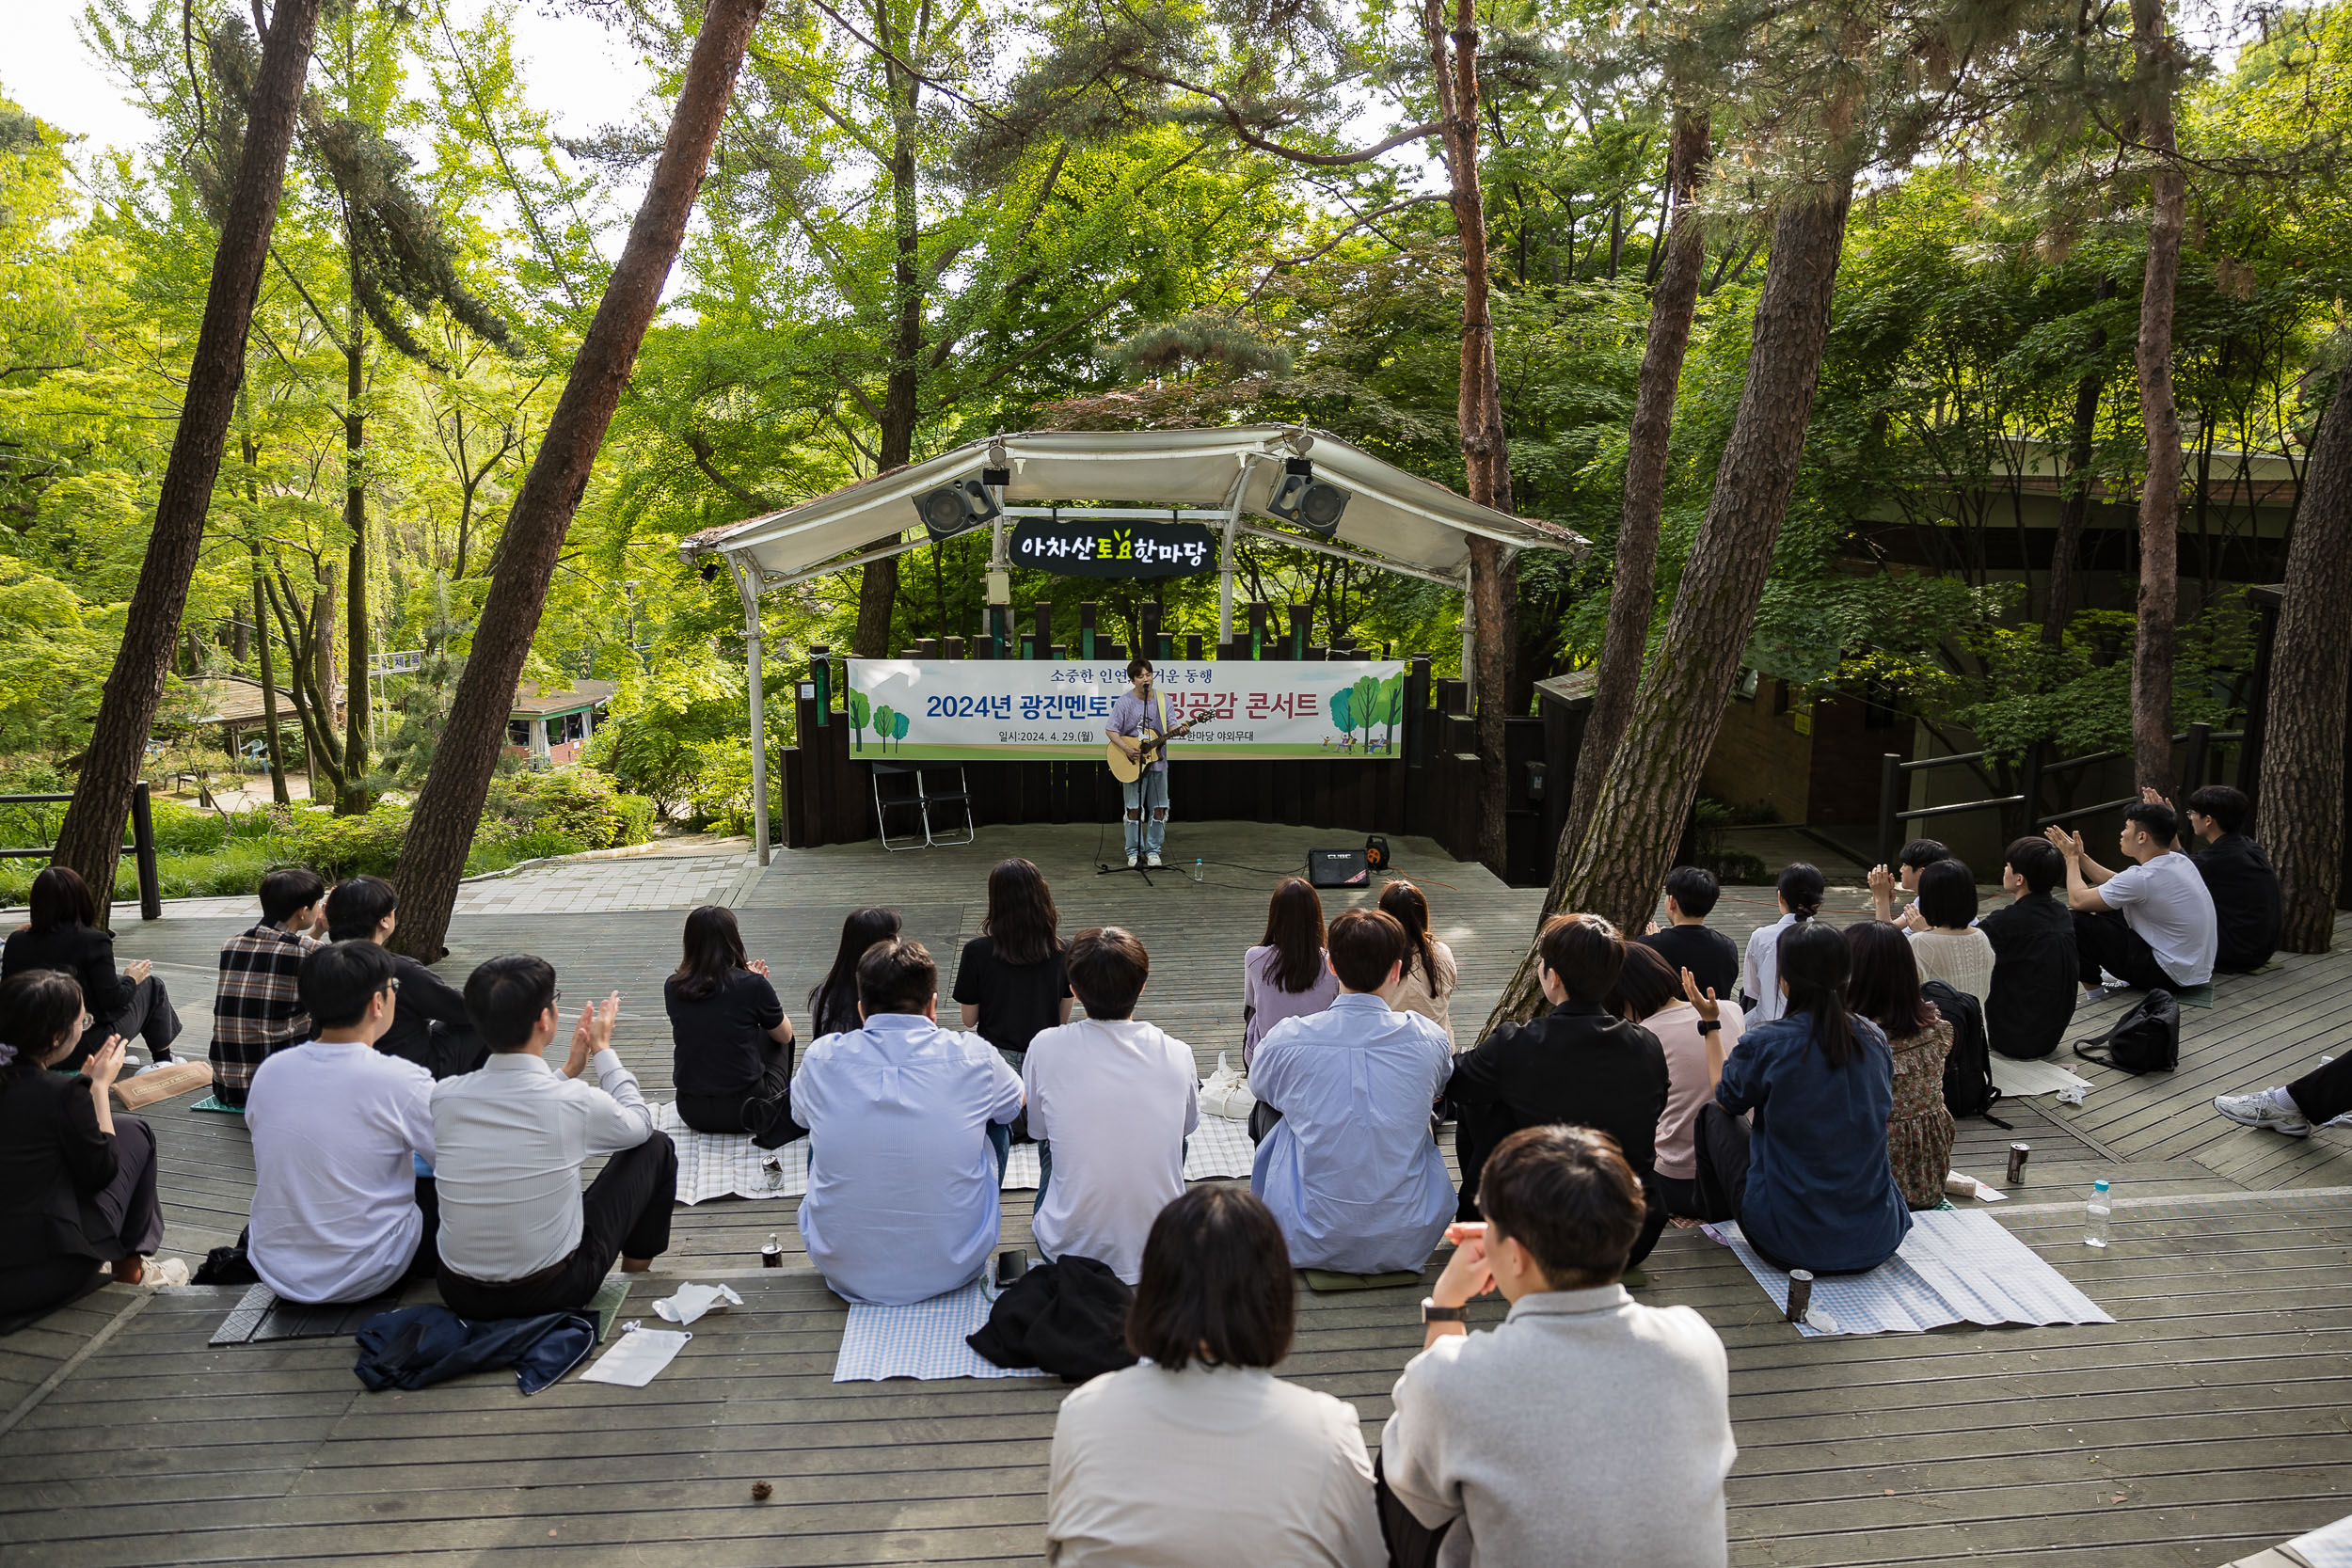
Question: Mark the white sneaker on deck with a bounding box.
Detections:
[1126,853,1139,869]
[2213,1089,2311,1137]
[1146,852,1163,868]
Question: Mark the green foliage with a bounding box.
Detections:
[588,656,749,813]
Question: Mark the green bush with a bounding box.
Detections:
[494,768,660,849]
[288,801,412,879]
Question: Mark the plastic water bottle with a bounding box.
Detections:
[2084,1180,2111,1248]
[1192,857,1204,883]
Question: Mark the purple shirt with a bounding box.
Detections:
[1243,944,1341,1069]
[1107,689,1171,774]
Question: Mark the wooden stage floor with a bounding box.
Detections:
[4,822,2348,1565]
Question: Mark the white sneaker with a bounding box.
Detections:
[1126,853,1139,869]
[2213,1089,2311,1137]
[1146,852,1163,868]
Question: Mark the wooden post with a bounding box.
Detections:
[1248,602,1269,659]
[1185,634,1202,660]
[1079,602,1098,661]
[1139,601,1162,660]
[1287,604,1309,660]
[1032,602,1053,659]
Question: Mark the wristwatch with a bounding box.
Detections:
[1696,1019,1722,1036]
[1421,1296,1468,1324]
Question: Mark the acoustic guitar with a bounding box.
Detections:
[1106,709,1203,784]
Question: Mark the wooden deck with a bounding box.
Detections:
[5,822,2349,1565]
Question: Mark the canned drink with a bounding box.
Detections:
[760,1231,783,1267]
[2007,1143,2031,1185]
[1785,1270,1814,1323]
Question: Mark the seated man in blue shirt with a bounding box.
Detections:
[791,937,1025,1305]
[1250,908,1455,1275]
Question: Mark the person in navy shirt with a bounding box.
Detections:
[1249,909,1454,1276]
[1693,920,1910,1275]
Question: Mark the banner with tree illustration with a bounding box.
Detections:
[845,658,1406,761]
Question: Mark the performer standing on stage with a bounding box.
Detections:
[1106,657,1172,869]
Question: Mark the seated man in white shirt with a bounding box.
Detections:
[1022,926,1199,1285]
[246,941,439,1304]
[2046,801,2219,1000]
[791,937,1024,1306]
[1380,1124,1736,1568]
[430,955,675,1319]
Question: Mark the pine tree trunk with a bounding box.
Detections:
[1564,106,1709,858]
[342,274,372,812]
[389,0,765,961]
[2042,361,2104,643]
[52,0,324,910]
[1484,177,1855,1034]
[2256,385,2352,952]
[2131,0,2186,791]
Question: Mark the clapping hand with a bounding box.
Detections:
[127,958,152,983]
[564,992,621,1077]
[2042,824,2085,862]
[1867,863,1896,896]
[2140,786,2175,810]
[748,958,771,978]
[82,1035,127,1091]
[1680,967,1720,1022]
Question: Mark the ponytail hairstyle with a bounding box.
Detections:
[1777,919,1858,1069]
[1777,862,1825,922]
[1378,879,1448,997]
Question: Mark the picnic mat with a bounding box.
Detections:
[1710,1209,2114,1338]
[656,1102,1259,1206]
[833,1279,1050,1383]
[2285,1513,2352,1568]
[1991,1054,2095,1101]
[112,1059,213,1110]
[190,1094,245,1116]
[211,1283,402,1345]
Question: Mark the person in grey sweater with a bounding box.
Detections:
[1379,1124,1735,1568]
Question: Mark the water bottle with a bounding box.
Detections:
[1191,857,1204,883]
[2084,1179,2111,1248]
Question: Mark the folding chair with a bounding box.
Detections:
[871,763,928,851]
[916,765,974,847]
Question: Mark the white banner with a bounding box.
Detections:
[844,658,1407,761]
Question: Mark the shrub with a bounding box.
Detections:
[289,801,413,879]
[494,768,659,850]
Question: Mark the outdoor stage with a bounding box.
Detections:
[3,822,2349,1565]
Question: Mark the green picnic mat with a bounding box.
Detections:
[589,1277,630,1341]
[190,1094,246,1115]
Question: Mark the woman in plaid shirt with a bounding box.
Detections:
[209,869,329,1107]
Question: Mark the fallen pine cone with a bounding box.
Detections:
[751,1481,772,1502]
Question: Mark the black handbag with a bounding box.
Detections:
[2074,990,2180,1074]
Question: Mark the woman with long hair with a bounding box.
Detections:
[1,865,181,1069]
[1847,921,1957,1210]
[1043,1185,1384,1565]
[1697,920,1909,1273]
[1379,879,1459,1049]
[1607,942,1747,1220]
[1242,878,1341,1068]
[0,970,167,1315]
[1740,862,1825,1024]
[953,859,1073,1075]
[664,905,801,1148]
[808,908,901,1039]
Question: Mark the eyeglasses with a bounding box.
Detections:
[77,1012,92,1032]
[379,977,401,996]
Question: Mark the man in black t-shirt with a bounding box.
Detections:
[325,876,485,1081]
[2161,785,2281,973]
[1977,837,2077,1060]
[1639,866,1740,1002]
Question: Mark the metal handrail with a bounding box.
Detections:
[0,784,162,919]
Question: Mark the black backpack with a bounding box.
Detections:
[2074,990,2179,1074]
[1922,979,2008,1127]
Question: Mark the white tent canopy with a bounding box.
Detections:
[677,425,1582,867]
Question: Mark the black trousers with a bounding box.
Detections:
[2072,908,2179,993]
[2288,1053,2352,1125]
[0,1113,165,1316]
[1374,1454,1453,1568]
[676,1040,803,1149]
[1454,1101,1669,1268]
[60,975,183,1070]
[1691,1102,1750,1227]
[436,1132,676,1319]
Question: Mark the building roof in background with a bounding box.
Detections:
[510,679,617,718]
[174,675,331,728]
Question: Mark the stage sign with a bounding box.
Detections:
[1009,517,1217,578]
[845,658,1407,761]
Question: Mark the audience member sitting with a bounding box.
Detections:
[1613,942,1745,1221]
[1250,909,1454,1276]
[1867,837,1954,933]
[325,875,483,1081]
[1379,1126,1735,1568]
[1381,879,1459,1049]
[1904,861,1994,1017]
[1242,877,1341,1069]
[665,905,801,1149]
[1451,914,1671,1267]
[1046,1184,1383,1564]
[2048,803,2217,998]
[246,942,439,1304]
[431,957,675,1318]
[0,971,164,1315]
[1741,863,1824,1022]
[955,860,1073,1122]
[3,865,181,1069]
[1847,922,1955,1211]
[211,867,330,1108]
[2215,1052,2352,1139]
[807,907,901,1039]
[1695,921,1910,1274]
[1021,927,1198,1285]
[1978,836,2079,1059]
[1640,864,1740,1003]
[792,938,1024,1305]
[2165,784,2282,972]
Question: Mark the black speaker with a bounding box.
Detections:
[1364,834,1390,871]
[911,475,1002,542]
[1267,457,1349,535]
[1308,847,1371,888]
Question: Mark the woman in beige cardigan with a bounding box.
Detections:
[1381,880,1459,1049]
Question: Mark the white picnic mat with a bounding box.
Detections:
[1712,1209,2115,1338]
[2287,1513,2352,1568]
[833,1279,1050,1382]
[656,1102,1256,1205]
[1991,1054,2095,1101]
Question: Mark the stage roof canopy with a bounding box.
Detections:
[677,425,1582,589]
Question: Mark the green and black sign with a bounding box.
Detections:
[1009,517,1217,578]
